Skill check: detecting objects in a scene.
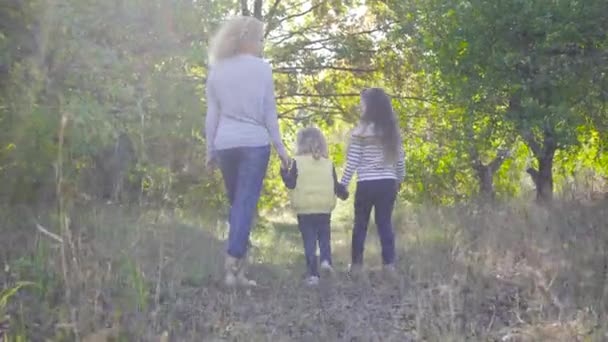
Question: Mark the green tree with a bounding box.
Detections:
[391,0,608,202]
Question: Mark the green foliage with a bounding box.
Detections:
[1,0,608,340]
[121,257,148,312]
[1,0,607,208]
[10,241,59,301]
[385,0,608,200]
[0,282,36,312]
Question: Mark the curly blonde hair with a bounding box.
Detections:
[296,127,329,160]
[208,16,264,64]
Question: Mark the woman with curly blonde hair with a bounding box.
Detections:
[205,16,289,287]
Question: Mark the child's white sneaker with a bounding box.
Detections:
[305,276,320,286]
[320,260,334,274]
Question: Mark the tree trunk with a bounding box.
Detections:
[471,148,510,201]
[240,0,250,16]
[475,164,495,200]
[527,149,555,203]
[509,94,558,203]
[240,0,263,18]
[524,131,557,203]
[253,0,263,19]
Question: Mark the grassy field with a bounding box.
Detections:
[1,197,607,341]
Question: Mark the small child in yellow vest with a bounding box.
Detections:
[280,127,349,286]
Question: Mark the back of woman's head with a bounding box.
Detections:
[296,127,329,160]
[208,16,264,64]
[360,87,401,164]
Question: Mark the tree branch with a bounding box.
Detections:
[464,119,481,169]
[275,92,435,103]
[270,25,392,46]
[267,23,330,42]
[522,130,542,157]
[468,142,484,169]
[36,223,63,244]
[263,0,282,37]
[526,167,539,185]
[489,148,511,173]
[275,92,360,99]
[322,84,353,121]
[273,66,377,74]
[278,110,340,121]
[277,103,339,117]
[297,44,383,54]
[268,3,323,37]
[508,93,543,157]
[542,126,558,155]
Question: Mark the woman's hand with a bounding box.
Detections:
[206,152,217,173]
[279,151,291,170]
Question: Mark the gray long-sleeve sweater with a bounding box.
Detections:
[205,54,286,158]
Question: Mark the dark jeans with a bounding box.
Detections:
[297,214,332,277]
[217,145,270,259]
[352,179,397,265]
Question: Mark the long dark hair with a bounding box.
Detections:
[360,87,401,164]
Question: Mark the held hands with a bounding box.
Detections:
[279,157,292,178]
[279,151,292,170]
[337,183,349,200]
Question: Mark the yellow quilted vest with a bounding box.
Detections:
[290,155,336,214]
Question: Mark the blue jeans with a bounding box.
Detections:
[352,179,397,265]
[217,145,270,259]
[297,214,332,277]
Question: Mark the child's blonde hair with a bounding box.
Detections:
[296,127,329,160]
[208,16,264,64]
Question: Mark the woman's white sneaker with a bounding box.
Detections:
[320,261,334,274]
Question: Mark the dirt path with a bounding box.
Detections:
[167,268,418,341]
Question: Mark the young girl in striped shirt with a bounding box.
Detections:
[340,87,405,279]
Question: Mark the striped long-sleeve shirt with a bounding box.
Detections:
[340,125,405,186]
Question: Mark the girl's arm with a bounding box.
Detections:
[262,65,288,159]
[205,74,219,161]
[333,165,349,200]
[340,136,363,186]
[280,160,297,189]
[396,143,405,183]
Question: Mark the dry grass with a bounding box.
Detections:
[1,198,608,341]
